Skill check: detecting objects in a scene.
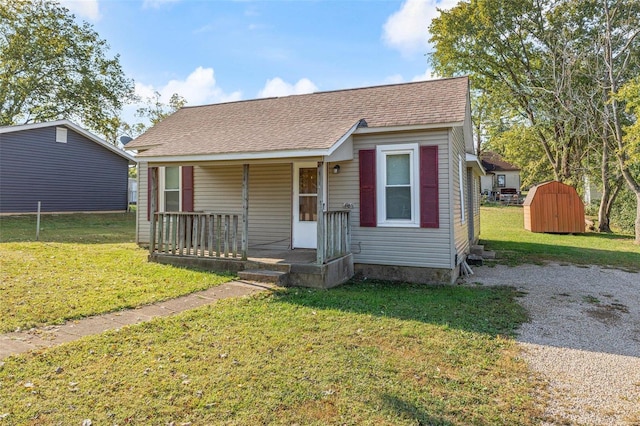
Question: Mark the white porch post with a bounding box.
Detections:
[241,164,249,260]
[316,161,325,264]
[149,165,157,255]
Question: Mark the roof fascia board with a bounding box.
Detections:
[325,121,360,156]
[354,122,464,135]
[138,148,332,164]
[144,156,325,167]
[0,119,70,134]
[0,119,137,163]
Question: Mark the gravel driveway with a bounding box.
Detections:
[464,263,640,425]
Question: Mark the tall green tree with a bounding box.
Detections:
[120,91,187,139]
[614,76,640,242]
[430,0,640,242]
[0,0,134,142]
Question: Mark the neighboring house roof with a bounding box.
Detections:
[128,77,470,160]
[0,120,137,163]
[480,151,520,172]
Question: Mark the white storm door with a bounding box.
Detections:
[293,163,318,249]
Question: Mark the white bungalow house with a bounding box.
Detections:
[127,77,484,288]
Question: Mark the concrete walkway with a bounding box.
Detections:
[0,280,273,360]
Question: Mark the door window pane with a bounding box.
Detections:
[386,154,410,185]
[299,168,317,194]
[299,196,317,221]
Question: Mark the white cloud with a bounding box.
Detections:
[124,66,242,127]
[412,69,439,82]
[382,0,458,57]
[135,67,242,112]
[158,67,242,105]
[59,0,101,21]
[257,77,319,98]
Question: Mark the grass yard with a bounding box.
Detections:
[0,213,232,333]
[0,281,538,425]
[480,206,640,271]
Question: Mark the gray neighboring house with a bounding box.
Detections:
[0,120,136,214]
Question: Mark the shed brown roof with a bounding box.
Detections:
[128,77,469,158]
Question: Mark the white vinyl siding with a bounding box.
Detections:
[451,127,470,259]
[137,162,291,248]
[195,163,292,250]
[328,130,452,269]
[458,155,465,224]
[472,173,481,241]
[136,162,149,244]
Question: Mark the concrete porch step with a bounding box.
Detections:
[470,244,496,260]
[466,254,484,266]
[470,245,485,255]
[238,269,288,284]
[481,250,496,259]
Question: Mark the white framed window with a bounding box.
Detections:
[159,166,181,211]
[376,143,420,227]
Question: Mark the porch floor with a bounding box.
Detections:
[247,248,317,265]
[150,247,353,289]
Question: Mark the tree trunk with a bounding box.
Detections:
[597,197,611,232]
[597,128,612,232]
[603,0,640,243]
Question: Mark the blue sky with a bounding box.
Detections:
[60,0,457,121]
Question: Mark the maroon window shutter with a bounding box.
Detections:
[359,149,377,227]
[147,166,158,221]
[181,166,194,212]
[420,146,439,228]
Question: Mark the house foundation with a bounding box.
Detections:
[354,263,458,285]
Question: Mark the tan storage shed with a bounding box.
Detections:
[523,181,585,233]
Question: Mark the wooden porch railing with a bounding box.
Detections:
[150,212,244,259]
[321,210,351,262]
[150,210,350,264]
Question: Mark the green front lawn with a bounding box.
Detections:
[0,282,538,425]
[480,206,640,271]
[0,213,232,333]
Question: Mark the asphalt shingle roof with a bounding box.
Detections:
[128,76,469,158]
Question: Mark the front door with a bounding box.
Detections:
[293,163,318,248]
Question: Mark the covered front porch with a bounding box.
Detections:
[147,162,354,288]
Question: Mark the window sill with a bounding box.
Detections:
[376,222,420,228]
